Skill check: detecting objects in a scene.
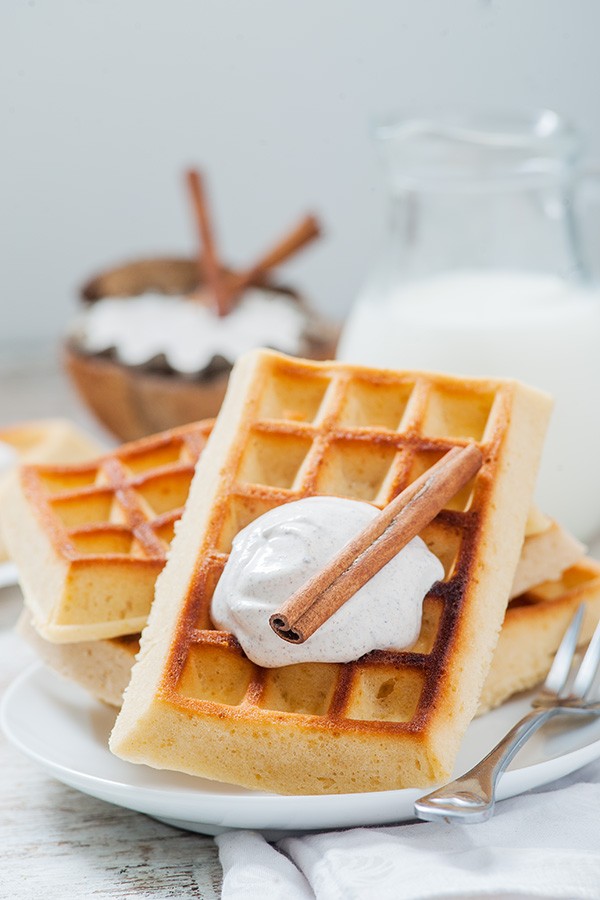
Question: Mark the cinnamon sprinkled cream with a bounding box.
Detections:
[210,496,443,667]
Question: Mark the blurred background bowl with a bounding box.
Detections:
[65,256,338,441]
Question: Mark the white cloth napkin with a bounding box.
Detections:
[216,759,600,899]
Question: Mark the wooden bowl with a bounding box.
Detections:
[65,257,338,442]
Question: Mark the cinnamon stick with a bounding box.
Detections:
[269,443,483,644]
[227,214,321,304]
[185,169,229,317]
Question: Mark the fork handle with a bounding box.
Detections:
[414,707,557,824]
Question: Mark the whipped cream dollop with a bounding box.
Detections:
[0,441,18,475]
[71,289,307,374]
[211,496,444,667]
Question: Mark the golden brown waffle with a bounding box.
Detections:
[20,557,600,712]
[511,519,584,598]
[0,419,102,561]
[0,418,102,465]
[17,610,140,707]
[480,557,600,713]
[110,349,551,794]
[2,421,212,642]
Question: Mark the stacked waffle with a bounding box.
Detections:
[0,419,102,562]
[5,422,212,641]
[4,351,600,795]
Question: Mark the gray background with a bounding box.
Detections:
[1,0,598,351]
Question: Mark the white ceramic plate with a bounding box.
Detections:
[4,663,600,837]
[0,562,18,589]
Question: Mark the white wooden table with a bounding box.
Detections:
[0,354,223,899]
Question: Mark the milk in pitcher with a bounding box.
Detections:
[338,269,600,536]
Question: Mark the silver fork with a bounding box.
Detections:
[414,605,600,824]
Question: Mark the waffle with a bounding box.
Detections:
[17,610,140,707]
[480,557,600,713]
[511,519,584,597]
[0,419,102,561]
[2,421,212,642]
[110,349,551,794]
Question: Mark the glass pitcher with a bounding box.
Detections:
[338,110,600,539]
